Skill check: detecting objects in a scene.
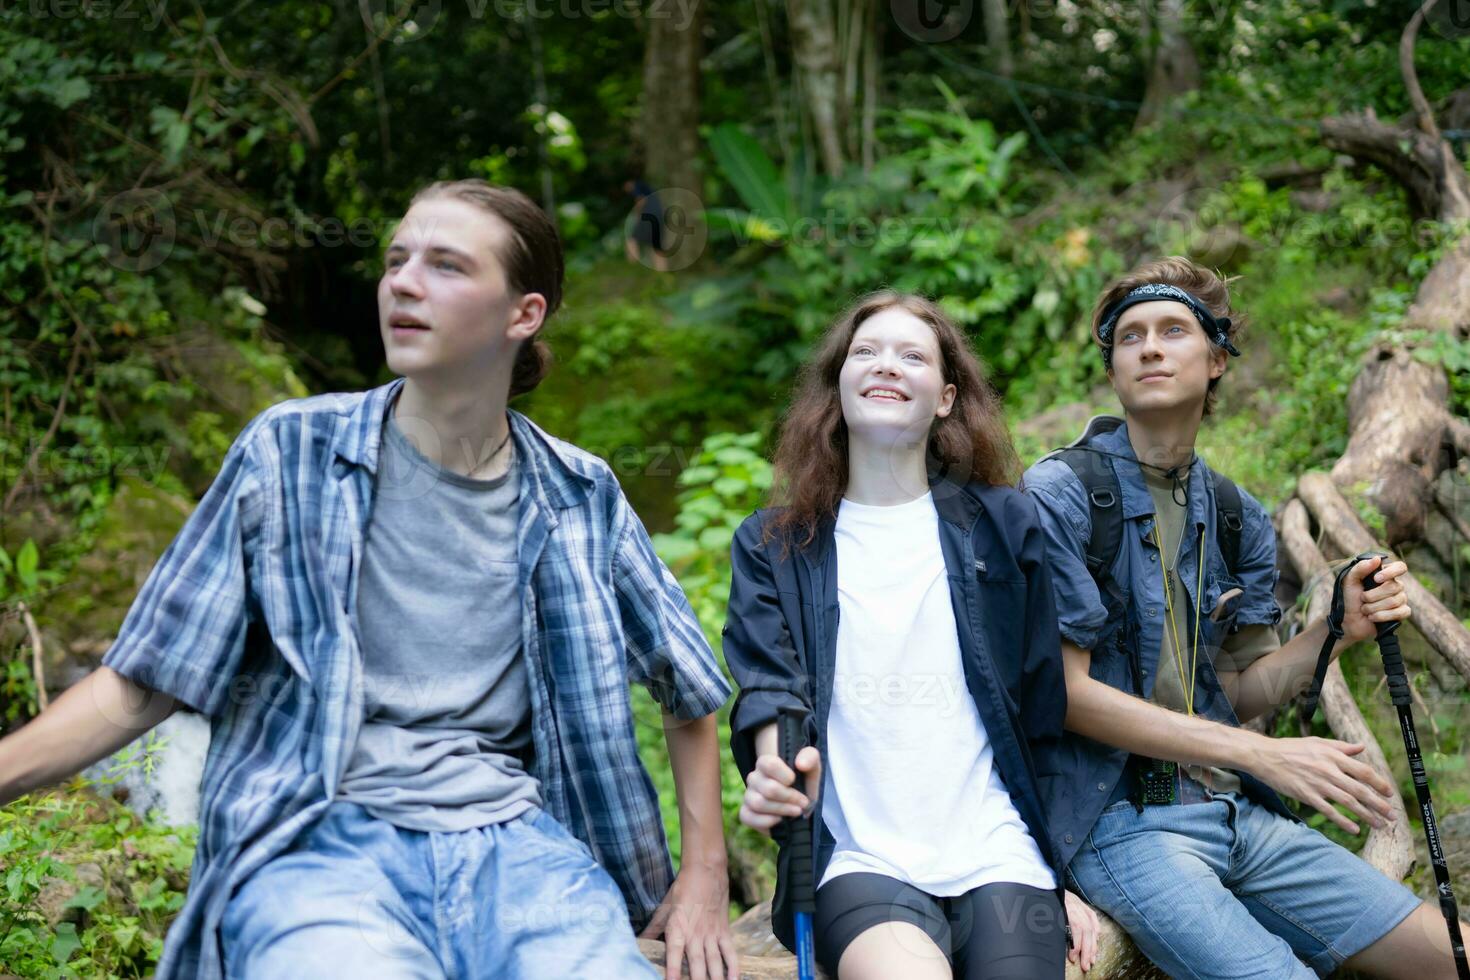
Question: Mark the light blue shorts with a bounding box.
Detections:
[221,802,658,979]
[1067,791,1422,979]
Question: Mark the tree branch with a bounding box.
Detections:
[16,601,48,713]
[1401,0,1442,141]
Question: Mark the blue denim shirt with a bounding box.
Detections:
[1021,421,1289,865]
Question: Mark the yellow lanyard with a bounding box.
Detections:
[1154,525,1205,716]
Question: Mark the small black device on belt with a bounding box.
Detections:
[1136,758,1178,807]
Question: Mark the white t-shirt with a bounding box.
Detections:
[819,492,1057,895]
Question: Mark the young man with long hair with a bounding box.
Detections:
[724,291,1100,980]
[1023,256,1466,978]
[0,180,738,980]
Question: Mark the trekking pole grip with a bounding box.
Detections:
[777,707,815,911]
[1362,557,1411,708]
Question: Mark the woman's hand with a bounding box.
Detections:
[1064,889,1100,973]
[738,744,821,835]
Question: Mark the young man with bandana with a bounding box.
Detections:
[1023,256,1468,978]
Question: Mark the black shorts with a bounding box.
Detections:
[814,873,1067,978]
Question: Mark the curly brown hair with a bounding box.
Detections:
[1090,255,1246,417]
[766,291,1019,549]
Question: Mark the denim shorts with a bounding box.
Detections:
[220,801,658,979]
[1067,791,1421,979]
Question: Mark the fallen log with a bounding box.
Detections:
[1297,472,1470,684]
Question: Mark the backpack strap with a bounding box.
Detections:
[1211,471,1244,574]
[1055,448,1124,600]
[1053,447,1144,696]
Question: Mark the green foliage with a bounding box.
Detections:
[0,14,307,729]
[628,432,777,907]
[0,747,193,978]
[707,124,801,234]
[691,90,1120,408]
[652,432,772,628]
[1188,174,1429,506]
[895,79,1029,208]
[7,0,1469,942]
[0,539,58,722]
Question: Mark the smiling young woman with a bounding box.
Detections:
[722,291,1100,980]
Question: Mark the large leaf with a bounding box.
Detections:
[15,539,38,592]
[708,123,796,227]
[704,208,787,245]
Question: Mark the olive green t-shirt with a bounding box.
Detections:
[1144,467,1279,792]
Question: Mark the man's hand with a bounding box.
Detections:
[1339,555,1411,645]
[738,746,820,835]
[1252,735,1397,834]
[639,863,739,980]
[1064,889,1100,973]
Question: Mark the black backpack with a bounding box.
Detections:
[1036,415,1245,597]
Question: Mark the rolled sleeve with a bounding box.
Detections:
[613,495,731,720]
[1023,462,1109,651]
[1230,487,1283,628]
[101,427,264,717]
[723,513,816,781]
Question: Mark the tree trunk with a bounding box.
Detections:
[981,0,1013,77]
[859,0,880,172]
[1283,0,1470,705]
[528,15,556,220]
[787,0,847,176]
[1134,0,1200,130]
[641,0,705,196]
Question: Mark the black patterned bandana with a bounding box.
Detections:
[1097,282,1240,369]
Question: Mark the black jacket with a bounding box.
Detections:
[723,477,1069,951]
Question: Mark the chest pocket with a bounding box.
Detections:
[970,563,1028,697]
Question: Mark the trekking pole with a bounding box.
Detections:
[1303,552,1470,980]
[776,706,817,980]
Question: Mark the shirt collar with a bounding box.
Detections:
[1093,421,1208,528]
[506,408,594,511]
[331,377,404,474]
[331,378,594,511]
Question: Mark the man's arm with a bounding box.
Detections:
[663,711,730,878]
[1220,558,1412,723]
[0,666,177,807]
[1061,640,1395,833]
[1217,618,1330,722]
[642,710,738,980]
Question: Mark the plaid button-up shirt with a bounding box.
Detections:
[103,378,730,979]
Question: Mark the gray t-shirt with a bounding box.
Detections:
[336,414,542,831]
